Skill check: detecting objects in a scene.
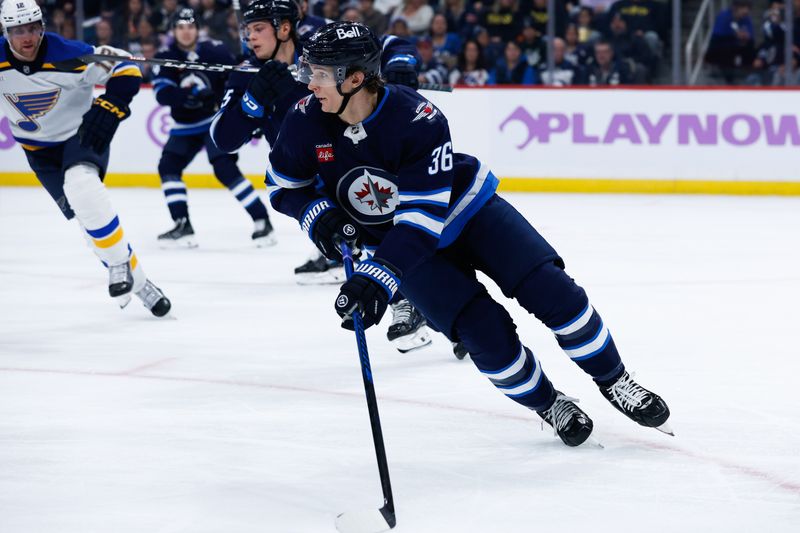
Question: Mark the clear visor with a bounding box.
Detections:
[297,59,343,87]
[7,22,43,38]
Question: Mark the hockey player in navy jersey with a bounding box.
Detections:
[210,0,434,354]
[153,8,275,248]
[0,0,170,316]
[266,21,673,446]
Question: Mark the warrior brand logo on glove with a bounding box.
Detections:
[342,224,357,237]
[94,97,128,120]
[336,294,349,308]
[353,261,399,298]
[300,198,332,234]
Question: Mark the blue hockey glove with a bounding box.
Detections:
[300,198,360,262]
[78,94,130,154]
[242,60,296,118]
[335,259,400,330]
[183,87,216,110]
[383,58,419,89]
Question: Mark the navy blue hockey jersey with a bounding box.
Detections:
[152,39,234,135]
[266,85,499,277]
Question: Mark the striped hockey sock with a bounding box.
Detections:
[478,344,556,412]
[160,176,189,220]
[227,176,267,221]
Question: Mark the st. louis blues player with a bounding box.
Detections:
[0,0,170,316]
[153,7,275,247]
[266,21,673,446]
[210,0,434,354]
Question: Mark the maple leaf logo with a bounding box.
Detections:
[353,170,394,213]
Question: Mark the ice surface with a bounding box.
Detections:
[1,187,799,532]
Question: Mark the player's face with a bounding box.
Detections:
[174,23,198,49]
[306,65,343,113]
[246,21,276,60]
[7,22,43,61]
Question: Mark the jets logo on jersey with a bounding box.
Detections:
[337,167,399,225]
[316,143,335,162]
[412,101,438,123]
[179,72,210,91]
[296,94,313,114]
[4,89,61,132]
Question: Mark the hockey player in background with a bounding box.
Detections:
[210,0,435,355]
[266,22,673,446]
[0,0,170,316]
[153,8,275,248]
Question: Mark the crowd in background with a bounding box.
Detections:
[12,0,800,85]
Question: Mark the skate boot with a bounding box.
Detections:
[134,279,172,317]
[108,261,134,308]
[537,392,594,447]
[386,298,432,353]
[252,218,277,247]
[294,253,345,285]
[452,341,468,360]
[158,217,197,248]
[599,371,673,435]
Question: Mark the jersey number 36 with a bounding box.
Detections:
[428,142,453,175]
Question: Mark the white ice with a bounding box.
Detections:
[1,187,799,533]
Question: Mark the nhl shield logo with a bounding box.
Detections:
[336,166,398,226]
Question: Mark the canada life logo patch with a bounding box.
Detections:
[316,143,334,162]
[336,166,399,225]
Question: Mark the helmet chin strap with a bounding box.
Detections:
[334,82,366,116]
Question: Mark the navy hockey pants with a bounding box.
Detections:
[398,194,625,412]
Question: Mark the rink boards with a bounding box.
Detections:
[1,86,798,195]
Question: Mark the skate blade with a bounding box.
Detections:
[253,234,277,247]
[158,237,198,249]
[654,421,675,436]
[391,327,433,353]
[582,434,604,449]
[295,268,346,285]
[115,294,132,309]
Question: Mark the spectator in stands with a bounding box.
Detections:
[359,0,389,36]
[540,36,581,86]
[93,17,122,47]
[706,0,757,83]
[564,22,592,65]
[388,16,412,37]
[442,0,467,34]
[607,0,664,58]
[449,38,490,86]
[342,6,364,22]
[322,0,340,21]
[138,38,159,82]
[416,36,451,84]
[390,0,434,36]
[474,24,504,68]
[482,0,521,44]
[489,39,538,84]
[112,0,150,48]
[430,13,462,68]
[375,0,403,17]
[517,18,546,69]
[582,0,617,13]
[607,12,656,80]
[453,0,482,40]
[527,0,569,36]
[576,6,603,44]
[583,38,633,85]
[150,0,181,34]
[199,0,231,43]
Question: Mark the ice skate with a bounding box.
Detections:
[386,298,432,353]
[537,392,595,447]
[157,217,197,248]
[108,261,134,308]
[134,279,172,317]
[294,253,346,285]
[452,341,468,360]
[252,218,277,247]
[599,371,673,435]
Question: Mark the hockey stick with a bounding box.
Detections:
[336,242,396,533]
[72,53,453,91]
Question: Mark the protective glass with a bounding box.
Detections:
[297,59,341,87]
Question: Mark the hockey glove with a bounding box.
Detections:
[335,259,400,330]
[383,59,419,89]
[183,87,217,111]
[300,198,360,263]
[242,61,296,118]
[78,94,130,154]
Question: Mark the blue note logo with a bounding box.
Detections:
[4,89,61,132]
[336,166,398,226]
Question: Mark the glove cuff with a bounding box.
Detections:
[300,197,334,237]
[352,260,399,299]
[241,91,265,118]
[94,93,130,120]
